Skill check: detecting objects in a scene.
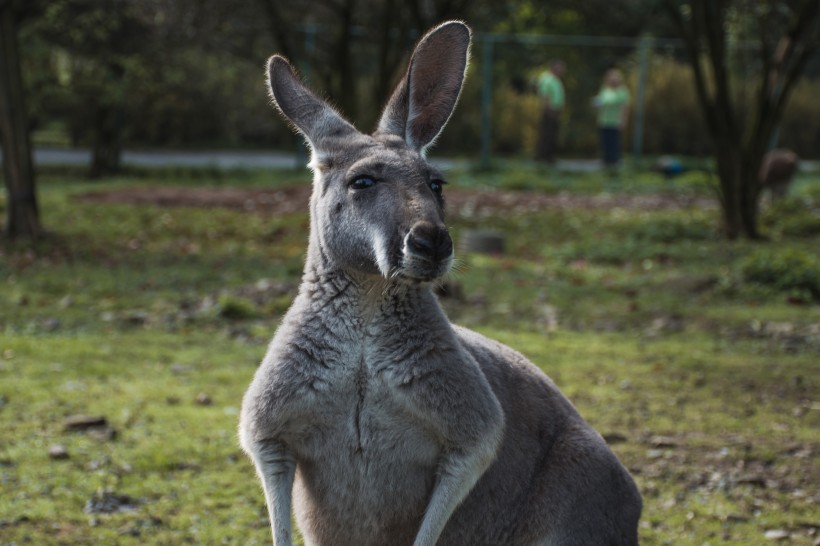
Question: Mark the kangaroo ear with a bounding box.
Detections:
[267,55,357,153]
[376,21,471,153]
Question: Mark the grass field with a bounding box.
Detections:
[1,163,818,545]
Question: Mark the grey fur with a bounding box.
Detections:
[239,21,642,546]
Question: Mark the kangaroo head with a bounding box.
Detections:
[266,22,471,283]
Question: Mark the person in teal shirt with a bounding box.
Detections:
[593,69,630,168]
[534,60,566,163]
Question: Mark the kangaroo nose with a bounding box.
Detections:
[407,221,453,261]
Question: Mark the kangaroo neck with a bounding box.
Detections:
[297,257,442,329]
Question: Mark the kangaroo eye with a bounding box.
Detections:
[429,179,445,195]
[350,176,377,190]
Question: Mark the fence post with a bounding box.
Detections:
[480,33,494,168]
[632,34,652,161]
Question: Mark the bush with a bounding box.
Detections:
[630,57,820,159]
[635,58,713,156]
[761,196,820,239]
[217,295,258,320]
[739,248,820,301]
[780,78,820,159]
[631,217,716,243]
[492,87,541,156]
[577,239,654,265]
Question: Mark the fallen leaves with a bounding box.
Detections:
[63,415,108,431]
[48,444,70,460]
[84,490,138,515]
[63,415,117,442]
[764,528,790,540]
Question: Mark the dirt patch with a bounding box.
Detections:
[76,186,715,217]
[76,186,312,216]
[447,189,715,218]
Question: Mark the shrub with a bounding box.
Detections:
[492,87,541,156]
[739,248,820,301]
[217,295,258,320]
[760,196,820,239]
[634,57,711,157]
[632,57,820,159]
[780,78,820,159]
[631,217,716,243]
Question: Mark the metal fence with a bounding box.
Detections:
[473,32,667,165]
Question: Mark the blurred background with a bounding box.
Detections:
[4,0,819,172]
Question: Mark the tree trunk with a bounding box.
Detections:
[89,103,123,179]
[739,150,763,239]
[370,0,401,130]
[715,145,743,239]
[0,5,40,240]
[88,59,125,179]
[715,143,765,240]
[333,0,356,120]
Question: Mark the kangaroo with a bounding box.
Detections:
[760,149,798,200]
[239,21,642,546]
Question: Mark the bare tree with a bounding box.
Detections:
[0,0,40,241]
[664,0,819,239]
[36,0,152,178]
[255,0,483,129]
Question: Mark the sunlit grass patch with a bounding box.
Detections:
[1,166,817,544]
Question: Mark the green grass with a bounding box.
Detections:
[1,164,818,544]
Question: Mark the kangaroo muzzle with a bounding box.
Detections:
[402,221,453,280]
[407,221,453,262]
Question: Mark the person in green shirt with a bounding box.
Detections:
[593,68,630,168]
[534,60,566,164]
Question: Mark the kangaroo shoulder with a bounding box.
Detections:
[451,324,580,415]
[452,325,542,377]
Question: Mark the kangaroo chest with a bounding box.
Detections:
[279,326,446,533]
[287,330,443,463]
[267,286,472,530]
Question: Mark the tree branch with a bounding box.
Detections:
[664,0,719,135]
[699,0,736,139]
[775,0,820,104]
[751,0,820,152]
[757,0,775,105]
[257,0,295,61]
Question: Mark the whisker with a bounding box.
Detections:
[431,278,446,293]
[449,258,469,276]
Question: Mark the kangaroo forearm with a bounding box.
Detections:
[413,445,500,546]
[250,441,296,546]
